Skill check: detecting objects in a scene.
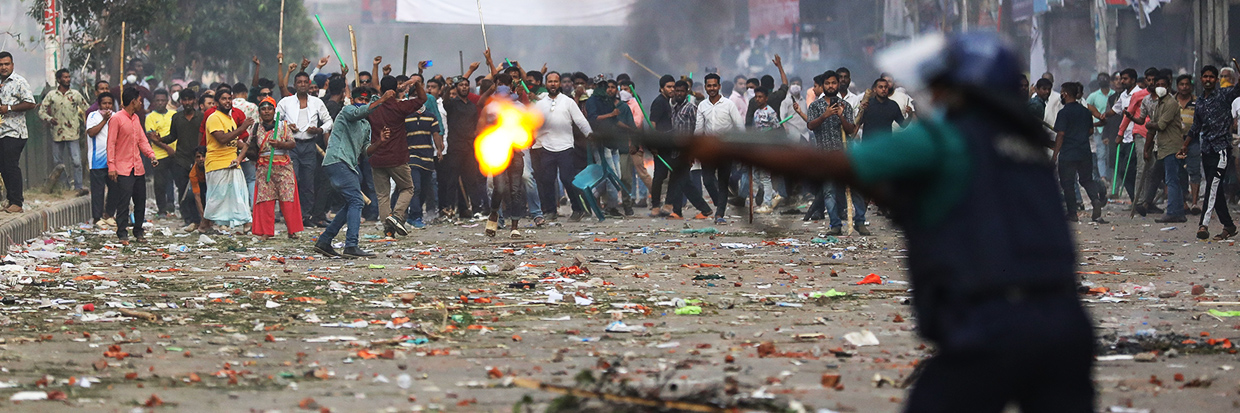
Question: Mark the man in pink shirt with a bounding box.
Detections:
[107,86,158,244]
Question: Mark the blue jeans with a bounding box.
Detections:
[320,163,364,248]
[824,182,866,229]
[406,166,435,222]
[522,150,542,218]
[241,160,257,203]
[1163,154,1185,217]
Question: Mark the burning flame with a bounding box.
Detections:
[475,99,544,176]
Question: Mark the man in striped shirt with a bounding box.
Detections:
[404,103,443,229]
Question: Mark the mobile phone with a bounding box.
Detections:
[425,60,433,68]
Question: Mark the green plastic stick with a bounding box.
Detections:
[505,59,532,95]
[267,112,280,182]
[1110,140,1122,195]
[314,15,345,72]
[630,88,672,172]
[777,113,796,125]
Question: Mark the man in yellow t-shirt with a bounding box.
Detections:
[202,89,254,233]
[144,89,177,216]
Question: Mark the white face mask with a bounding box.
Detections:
[744,88,755,100]
[618,90,632,102]
[1155,86,1168,98]
[126,75,138,84]
[789,84,802,96]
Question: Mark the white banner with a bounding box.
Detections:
[396,0,637,27]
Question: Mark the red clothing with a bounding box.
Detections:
[199,107,248,146]
[253,193,304,237]
[106,109,156,176]
[367,95,426,168]
[1118,88,1150,138]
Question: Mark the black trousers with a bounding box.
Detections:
[0,137,25,207]
[169,163,199,225]
[112,173,147,240]
[1057,159,1105,215]
[533,147,584,215]
[144,156,175,214]
[1200,148,1235,230]
[440,148,488,218]
[906,294,1094,413]
[650,153,672,208]
[701,162,732,218]
[89,168,117,221]
[291,140,319,223]
[666,160,712,216]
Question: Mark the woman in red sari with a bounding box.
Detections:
[248,96,303,240]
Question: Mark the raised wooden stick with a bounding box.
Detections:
[118,22,125,85]
[348,25,359,87]
[278,0,286,65]
[622,53,659,78]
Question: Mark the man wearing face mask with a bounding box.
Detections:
[1183,65,1240,240]
[1141,75,1187,223]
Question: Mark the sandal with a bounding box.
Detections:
[485,219,499,237]
[533,216,547,227]
[510,229,522,239]
[1214,227,1238,241]
[1198,226,1211,240]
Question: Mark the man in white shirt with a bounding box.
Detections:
[1106,68,1142,201]
[532,72,594,222]
[696,73,746,224]
[728,75,750,118]
[276,72,334,227]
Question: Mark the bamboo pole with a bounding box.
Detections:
[118,22,125,86]
[622,53,660,78]
[348,25,359,88]
[401,34,409,75]
[278,0,285,66]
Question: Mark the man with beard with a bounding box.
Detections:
[533,71,593,221]
[695,73,745,225]
[277,72,333,228]
[793,70,864,235]
[441,69,490,220]
[1183,65,1240,240]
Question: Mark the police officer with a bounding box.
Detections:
[685,33,1095,412]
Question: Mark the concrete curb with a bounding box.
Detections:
[0,196,90,247]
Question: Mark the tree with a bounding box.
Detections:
[27,0,317,84]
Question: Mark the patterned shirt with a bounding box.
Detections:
[752,105,777,131]
[671,98,697,135]
[404,107,439,171]
[38,88,87,142]
[1188,86,1240,154]
[806,95,854,151]
[0,73,35,139]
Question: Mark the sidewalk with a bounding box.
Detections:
[0,190,90,247]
